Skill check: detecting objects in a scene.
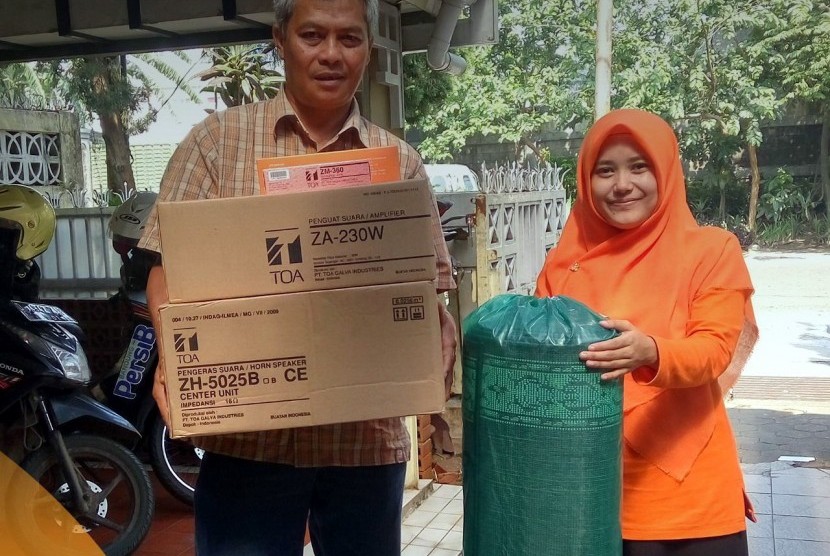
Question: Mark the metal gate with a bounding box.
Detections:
[443,162,569,392]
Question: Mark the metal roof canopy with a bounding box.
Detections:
[0,0,498,63]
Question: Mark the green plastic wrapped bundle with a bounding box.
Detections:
[462,294,623,556]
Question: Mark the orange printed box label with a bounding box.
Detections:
[257,146,400,195]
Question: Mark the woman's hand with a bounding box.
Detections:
[579,319,658,381]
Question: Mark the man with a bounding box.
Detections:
[138,1,457,554]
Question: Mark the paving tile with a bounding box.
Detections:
[437,530,463,551]
[303,544,315,556]
[774,538,830,556]
[401,545,432,556]
[748,492,772,515]
[418,496,452,513]
[747,513,773,538]
[773,466,830,479]
[428,548,461,556]
[747,536,775,556]
[443,498,464,515]
[432,485,462,499]
[402,524,423,544]
[744,473,772,494]
[428,511,461,530]
[773,494,830,518]
[405,509,439,527]
[774,515,830,542]
[410,527,449,548]
[742,462,773,475]
[771,472,830,497]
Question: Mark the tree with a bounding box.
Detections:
[198,45,284,109]
[57,52,201,193]
[406,0,802,233]
[406,0,597,162]
[749,0,830,214]
[0,63,62,109]
[1,52,202,193]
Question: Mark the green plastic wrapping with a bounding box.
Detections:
[462,294,623,556]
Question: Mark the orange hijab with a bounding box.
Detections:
[536,109,757,480]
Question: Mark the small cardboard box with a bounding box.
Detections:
[158,179,436,303]
[158,281,444,438]
[256,146,401,195]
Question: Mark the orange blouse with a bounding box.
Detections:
[535,109,758,540]
[622,287,748,539]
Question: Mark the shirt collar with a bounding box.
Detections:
[272,89,370,149]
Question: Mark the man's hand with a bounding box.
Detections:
[147,265,172,430]
[153,354,172,430]
[437,297,458,400]
[579,319,658,381]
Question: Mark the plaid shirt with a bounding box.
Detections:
[138,90,454,466]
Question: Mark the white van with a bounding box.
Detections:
[424,164,479,193]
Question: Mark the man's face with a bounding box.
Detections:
[274,0,372,117]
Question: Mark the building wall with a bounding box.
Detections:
[89,142,177,194]
[0,108,85,204]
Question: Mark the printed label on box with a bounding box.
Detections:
[159,282,445,437]
[263,161,372,194]
[256,146,400,195]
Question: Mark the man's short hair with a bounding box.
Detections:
[273,0,379,40]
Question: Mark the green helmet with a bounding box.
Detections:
[0,184,56,261]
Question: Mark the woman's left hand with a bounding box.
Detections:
[579,319,658,381]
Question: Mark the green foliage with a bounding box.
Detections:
[548,154,577,199]
[756,215,830,246]
[403,53,453,126]
[402,0,828,246]
[406,0,597,161]
[757,168,819,224]
[687,177,750,222]
[0,63,57,109]
[39,51,202,135]
[756,216,800,244]
[198,45,284,108]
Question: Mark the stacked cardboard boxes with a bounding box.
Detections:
[156,179,446,438]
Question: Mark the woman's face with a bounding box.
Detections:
[590,135,659,229]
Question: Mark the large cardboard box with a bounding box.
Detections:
[256,146,400,195]
[158,179,436,303]
[158,281,444,438]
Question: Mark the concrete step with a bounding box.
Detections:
[733,376,830,401]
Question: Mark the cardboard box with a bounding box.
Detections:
[158,179,437,303]
[256,146,400,195]
[158,281,444,438]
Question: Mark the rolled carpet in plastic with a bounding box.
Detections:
[462,294,623,556]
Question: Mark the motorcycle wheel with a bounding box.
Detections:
[147,412,202,506]
[18,433,154,556]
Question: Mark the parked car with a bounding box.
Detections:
[424,164,480,193]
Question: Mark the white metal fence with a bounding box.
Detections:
[444,162,570,393]
[36,207,121,299]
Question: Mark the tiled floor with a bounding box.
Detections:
[399,484,463,556]
[744,462,830,556]
[139,462,830,556]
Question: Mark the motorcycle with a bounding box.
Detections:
[88,191,202,505]
[0,184,154,555]
[91,286,203,505]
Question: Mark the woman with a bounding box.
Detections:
[536,109,758,555]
